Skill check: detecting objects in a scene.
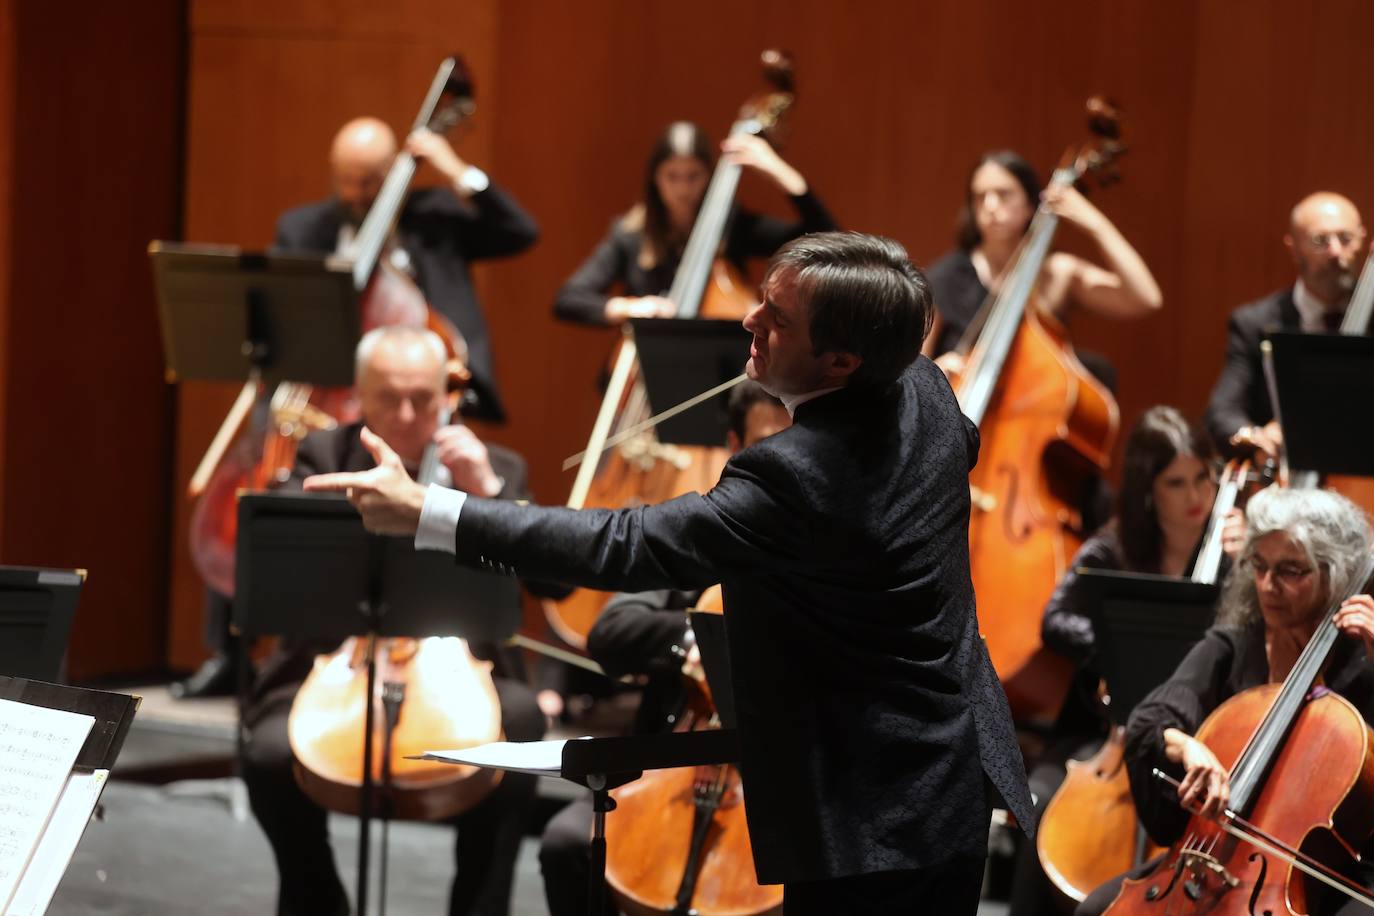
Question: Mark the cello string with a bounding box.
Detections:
[1155,769,1374,909]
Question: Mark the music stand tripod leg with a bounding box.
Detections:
[587,774,615,915]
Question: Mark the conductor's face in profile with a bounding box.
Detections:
[742,269,860,398]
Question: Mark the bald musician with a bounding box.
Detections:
[275,115,538,424]
[173,118,539,700]
[1205,191,1368,458]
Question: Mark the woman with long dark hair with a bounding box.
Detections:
[553,120,835,324]
[1009,405,1242,915]
[923,149,1162,363]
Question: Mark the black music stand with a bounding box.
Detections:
[236,491,522,916]
[149,242,358,388]
[1266,332,1374,477]
[0,566,84,682]
[1077,570,1218,724]
[629,317,752,447]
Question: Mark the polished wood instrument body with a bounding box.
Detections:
[288,635,504,821]
[952,98,1125,725]
[543,50,795,648]
[1037,725,1143,904]
[603,585,782,916]
[1104,555,1374,915]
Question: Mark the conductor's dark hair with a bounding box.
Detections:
[765,231,932,388]
[726,379,784,443]
[1117,406,1216,573]
[955,150,1042,251]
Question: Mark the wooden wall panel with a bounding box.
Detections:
[169,0,504,668]
[0,1,14,512]
[0,1,183,679]
[165,0,1374,669]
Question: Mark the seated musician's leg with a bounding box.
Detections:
[447,677,545,916]
[241,681,348,916]
[538,795,617,916]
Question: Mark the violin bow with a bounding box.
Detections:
[561,373,749,471]
[1153,769,1374,909]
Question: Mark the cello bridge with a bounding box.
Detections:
[1178,849,1239,888]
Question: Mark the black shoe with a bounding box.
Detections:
[170,653,238,699]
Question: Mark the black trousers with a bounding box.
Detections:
[783,857,986,916]
[241,675,544,916]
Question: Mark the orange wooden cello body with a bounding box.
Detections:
[603,585,783,916]
[1102,556,1374,915]
[947,99,1126,725]
[543,50,796,648]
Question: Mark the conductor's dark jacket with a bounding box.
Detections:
[1204,288,1299,450]
[274,185,539,423]
[444,357,1035,883]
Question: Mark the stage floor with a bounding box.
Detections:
[48,684,1011,914]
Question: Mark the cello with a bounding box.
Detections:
[1035,459,1268,905]
[948,98,1126,724]
[286,400,505,822]
[1102,553,1374,914]
[186,57,477,598]
[543,50,797,648]
[603,585,783,916]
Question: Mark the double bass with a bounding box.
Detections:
[185,57,476,598]
[948,98,1126,724]
[1103,553,1374,914]
[602,586,782,916]
[543,50,797,648]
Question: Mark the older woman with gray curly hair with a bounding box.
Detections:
[1076,486,1374,916]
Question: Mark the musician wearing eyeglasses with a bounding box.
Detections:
[1205,192,1368,461]
[1076,487,1374,916]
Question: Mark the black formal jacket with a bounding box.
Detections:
[552,192,837,325]
[446,357,1035,883]
[274,185,539,423]
[1204,287,1299,451]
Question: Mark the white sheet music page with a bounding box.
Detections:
[417,737,593,777]
[6,770,107,916]
[0,700,94,913]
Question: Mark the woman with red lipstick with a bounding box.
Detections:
[922,149,1162,364]
[553,121,835,325]
[1009,405,1239,915]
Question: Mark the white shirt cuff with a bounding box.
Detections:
[416,483,466,554]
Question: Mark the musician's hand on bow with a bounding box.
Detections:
[434,424,503,497]
[721,134,806,196]
[1334,594,1374,661]
[302,426,428,536]
[407,128,469,186]
[1165,728,1230,819]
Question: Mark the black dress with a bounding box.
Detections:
[1076,623,1374,916]
[553,192,836,325]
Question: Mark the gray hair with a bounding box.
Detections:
[355,325,447,386]
[1216,487,1373,628]
[764,231,932,388]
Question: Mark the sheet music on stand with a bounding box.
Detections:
[0,678,139,916]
